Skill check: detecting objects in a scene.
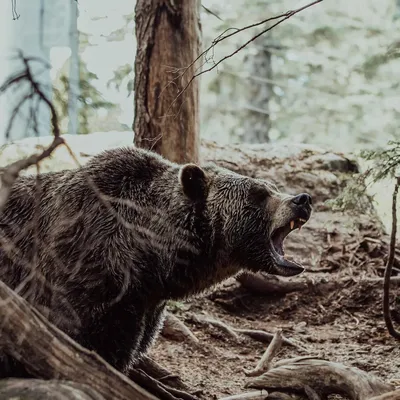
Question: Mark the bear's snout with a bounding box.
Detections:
[291,193,312,207]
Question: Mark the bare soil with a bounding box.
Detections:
[150,250,400,398]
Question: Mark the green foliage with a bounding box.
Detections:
[327,174,375,213]
[362,41,400,79]
[308,26,339,46]
[358,141,400,183]
[107,64,133,96]
[106,12,134,43]
[166,300,188,313]
[106,27,127,42]
[54,61,115,134]
[329,141,400,213]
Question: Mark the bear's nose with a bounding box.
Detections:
[291,193,312,206]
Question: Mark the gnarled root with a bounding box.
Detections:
[246,357,394,400]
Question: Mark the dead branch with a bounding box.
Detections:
[0,136,64,212]
[0,52,65,213]
[0,280,157,400]
[246,358,393,400]
[161,312,200,345]
[165,0,323,113]
[0,378,105,399]
[11,0,20,19]
[383,176,400,340]
[245,330,283,377]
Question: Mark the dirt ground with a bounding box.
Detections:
[150,249,400,399]
[148,141,400,399]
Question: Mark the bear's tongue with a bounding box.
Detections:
[270,219,307,277]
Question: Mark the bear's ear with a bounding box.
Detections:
[178,164,208,201]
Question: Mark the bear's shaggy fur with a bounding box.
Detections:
[0,147,312,377]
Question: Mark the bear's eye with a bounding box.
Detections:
[249,185,269,205]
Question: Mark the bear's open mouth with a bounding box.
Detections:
[269,217,308,276]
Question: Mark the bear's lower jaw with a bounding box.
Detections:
[269,217,308,277]
[268,248,305,277]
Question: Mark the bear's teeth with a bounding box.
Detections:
[290,220,295,230]
[299,218,307,223]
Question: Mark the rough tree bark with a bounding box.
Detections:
[134,0,202,164]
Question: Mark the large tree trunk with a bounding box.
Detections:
[134,0,201,164]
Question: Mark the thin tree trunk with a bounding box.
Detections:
[242,37,272,143]
[134,0,201,164]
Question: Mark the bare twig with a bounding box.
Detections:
[245,330,283,377]
[165,0,323,113]
[201,5,223,21]
[11,0,20,20]
[383,176,400,340]
[0,136,64,213]
[0,52,65,213]
[4,91,35,140]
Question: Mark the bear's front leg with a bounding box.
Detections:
[135,301,166,359]
[77,301,146,374]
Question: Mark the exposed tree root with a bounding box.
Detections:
[245,358,394,400]
[188,313,307,352]
[234,329,307,352]
[189,314,242,342]
[245,330,283,377]
[128,368,201,400]
[161,313,200,345]
[237,273,308,296]
[135,356,193,393]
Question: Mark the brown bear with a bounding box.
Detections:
[0,146,312,378]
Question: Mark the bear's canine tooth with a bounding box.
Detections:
[290,220,295,230]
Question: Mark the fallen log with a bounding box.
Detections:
[0,378,104,400]
[0,280,158,400]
